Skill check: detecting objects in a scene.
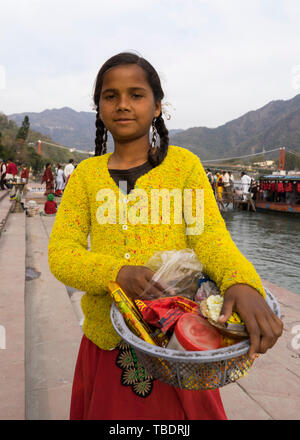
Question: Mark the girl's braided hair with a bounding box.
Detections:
[93,52,169,167]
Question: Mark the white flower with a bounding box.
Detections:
[206,295,224,322]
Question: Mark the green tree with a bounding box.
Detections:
[27,146,47,175]
[16,115,30,142]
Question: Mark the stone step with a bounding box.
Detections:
[0,191,12,238]
[25,214,82,420]
[0,211,26,420]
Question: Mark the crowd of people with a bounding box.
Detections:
[41,159,76,198]
[40,159,76,214]
[205,168,257,206]
[0,158,30,191]
[0,157,76,215]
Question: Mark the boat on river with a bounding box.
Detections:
[256,174,300,215]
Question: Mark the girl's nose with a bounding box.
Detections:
[117,95,130,111]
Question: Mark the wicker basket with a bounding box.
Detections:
[110,286,280,390]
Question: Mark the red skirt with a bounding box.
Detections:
[70,335,227,420]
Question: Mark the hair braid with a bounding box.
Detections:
[148,113,169,167]
[94,106,107,156]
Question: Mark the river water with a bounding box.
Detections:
[222,209,300,295]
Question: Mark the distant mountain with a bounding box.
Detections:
[8,107,95,151]
[169,94,300,159]
[8,94,300,158]
[8,107,184,153]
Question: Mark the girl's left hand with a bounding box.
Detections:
[218,284,283,360]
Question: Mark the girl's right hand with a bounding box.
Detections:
[116,265,168,300]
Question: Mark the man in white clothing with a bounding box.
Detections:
[241,171,252,200]
[229,172,234,190]
[222,170,230,202]
[64,159,75,185]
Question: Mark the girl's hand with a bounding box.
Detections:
[219,284,283,360]
[116,265,168,300]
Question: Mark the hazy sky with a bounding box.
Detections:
[1,0,300,130]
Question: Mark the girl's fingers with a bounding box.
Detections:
[140,283,162,299]
[247,312,282,359]
[266,313,284,341]
[139,277,164,299]
[218,295,235,323]
[255,312,277,353]
[244,314,261,360]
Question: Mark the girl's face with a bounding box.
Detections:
[99,64,161,143]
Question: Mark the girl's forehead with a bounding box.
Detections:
[101,64,150,90]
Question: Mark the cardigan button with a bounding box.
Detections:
[122,225,128,230]
[125,253,130,260]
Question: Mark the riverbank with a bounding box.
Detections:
[0,187,299,420]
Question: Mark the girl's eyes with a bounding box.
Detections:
[103,93,143,100]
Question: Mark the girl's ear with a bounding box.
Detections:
[154,101,162,118]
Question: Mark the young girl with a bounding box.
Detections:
[48,52,282,420]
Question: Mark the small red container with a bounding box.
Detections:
[168,313,221,351]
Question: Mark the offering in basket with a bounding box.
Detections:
[108,281,168,347]
[199,295,248,339]
[109,250,281,391]
[145,249,203,300]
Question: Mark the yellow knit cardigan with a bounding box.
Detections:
[48,145,265,350]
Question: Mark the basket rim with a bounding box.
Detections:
[110,286,280,363]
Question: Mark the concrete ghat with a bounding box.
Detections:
[0,201,299,419]
[0,211,26,420]
[25,214,82,420]
[220,279,300,420]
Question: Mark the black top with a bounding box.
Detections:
[108,161,153,194]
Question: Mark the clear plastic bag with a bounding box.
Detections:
[144,249,203,300]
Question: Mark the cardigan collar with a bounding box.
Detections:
[99,146,173,192]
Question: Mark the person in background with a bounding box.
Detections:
[21,164,29,184]
[222,170,230,202]
[241,171,252,200]
[216,172,224,201]
[206,168,214,189]
[5,158,18,185]
[41,193,57,215]
[55,163,60,176]
[250,179,259,201]
[64,159,75,186]
[41,163,54,196]
[229,171,234,191]
[55,165,65,197]
[0,159,8,190]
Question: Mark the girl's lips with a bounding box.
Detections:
[114,119,135,123]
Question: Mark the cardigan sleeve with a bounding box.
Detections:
[184,155,265,298]
[48,162,126,294]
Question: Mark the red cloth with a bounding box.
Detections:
[21,169,29,178]
[44,200,57,214]
[70,335,227,420]
[6,162,18,176]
